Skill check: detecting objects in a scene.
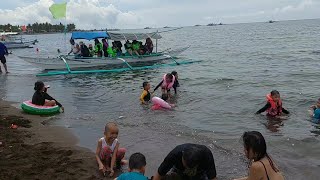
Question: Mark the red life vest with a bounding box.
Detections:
[161,74,175,89]
[266,94,282,116]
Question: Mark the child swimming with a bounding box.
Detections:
[256,90,289,117]
[308,98,320,124]
[114,152,148,180]
[96,122,127,177]
[153,73,176,94]
[140,81,151,104]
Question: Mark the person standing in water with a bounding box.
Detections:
[256,90,289,117]
[0,42,9,73]
[153,73,176,94]
[233,131,284,180]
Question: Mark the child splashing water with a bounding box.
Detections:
[256,90,289,118]
[96,122,127,177]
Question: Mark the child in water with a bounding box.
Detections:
[308,98,320,124]
[153,73,176,94]
[140,81,151,104]
[96,122,127,177]
[171,71,180,94]
[256,90,289,117]
[114,152,148,180]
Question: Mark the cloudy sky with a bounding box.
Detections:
[0,0,319,29]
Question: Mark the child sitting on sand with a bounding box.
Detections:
[114,152,148,180]
[140,82,151,104]
[308,98,320,124]
[256,90,289,117]
[96,122,127,177]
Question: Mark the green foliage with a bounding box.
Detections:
[0,22,76,33]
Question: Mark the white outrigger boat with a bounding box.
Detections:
[1,35,38,49]
[18,31,198,76]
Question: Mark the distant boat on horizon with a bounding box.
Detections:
[144,27,151,29]
[268,20,276,23]
[207,23,216,26]
[194,24,201,26]
[163,26,170,28]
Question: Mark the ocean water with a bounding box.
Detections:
[1,19,320,179]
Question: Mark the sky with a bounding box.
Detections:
[0,0,319,29]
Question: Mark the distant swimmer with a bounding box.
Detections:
[308,98,320,124]
[140,81,151,104]
[256,90,289,118]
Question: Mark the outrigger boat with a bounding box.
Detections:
[18,31,199,76]
[1,35,38,49]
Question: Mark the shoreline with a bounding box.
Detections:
[0,99,109,179]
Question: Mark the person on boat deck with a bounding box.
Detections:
[94,38,103,57]
[138,41,145,55]
[79,41,90,57]
[68,38,81,56]
[308,98,320,124]
[124,40,133,56]
[140,81,151,104]
[256,90,289,117]
[153,73,177,94]
[111,42,119,57]
[233,131,284,180]
[114,41,123,56]
[32,81,64,112]
[88,44,94,57]
[132,40,141,56]
[153,143,217,180]
[102,39,109,57]
[144,37,153,54]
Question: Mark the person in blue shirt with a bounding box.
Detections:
[308,98,320,124]
[0,42,9,73]
[115,152,148,180]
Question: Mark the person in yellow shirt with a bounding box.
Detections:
[140,82,151,104]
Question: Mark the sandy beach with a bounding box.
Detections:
[0,99,111,180]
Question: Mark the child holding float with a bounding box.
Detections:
[256,90,289,117]
[96,122,127,177]
[308,98,320,124]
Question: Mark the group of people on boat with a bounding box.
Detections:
[68,37,154,58]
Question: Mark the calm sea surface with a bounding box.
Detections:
[1,19,320,179]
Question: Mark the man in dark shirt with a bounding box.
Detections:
[0,42,9,73]
[153,143,217,180]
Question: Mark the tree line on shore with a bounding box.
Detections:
[0,22,76,33]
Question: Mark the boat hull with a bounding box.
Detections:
[19,47,188,70]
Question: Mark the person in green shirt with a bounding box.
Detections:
[94,39,103,57]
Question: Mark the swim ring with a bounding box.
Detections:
[21,100,60,115]
[151,97,172,109]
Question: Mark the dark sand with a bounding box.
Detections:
[0,100,115,180]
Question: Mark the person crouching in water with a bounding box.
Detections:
[308,98,320,124]
[140,81,151,104]
[171,71,180,94]
[96,122,127,177]
[256,90,289,118]
[153,73,176,94]
[32,81,64,112]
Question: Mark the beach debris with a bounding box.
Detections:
[10,124,18,129]
[118,116,125,119]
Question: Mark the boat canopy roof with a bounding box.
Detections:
[107,32,162,41]
[71,31,109,40]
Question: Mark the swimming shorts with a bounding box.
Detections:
[0,56,6,64]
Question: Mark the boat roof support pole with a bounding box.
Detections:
[156,30,158,53]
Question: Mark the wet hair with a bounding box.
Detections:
[129,152,146,170]
[270,90,280,96]
[104,122,118,133]
[165,73,173,81]
[242,131,279,172]
[182,146,202,168]
[142,81,149,89]
[34,81,45,91]
[171,71,177,76]
[161,94,169,101]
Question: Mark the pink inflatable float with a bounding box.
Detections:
[151,97,172,110]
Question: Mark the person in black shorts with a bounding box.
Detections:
[153,143,217,180]
[0,42,9,73]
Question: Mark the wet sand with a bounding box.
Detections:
[0,100,109,180]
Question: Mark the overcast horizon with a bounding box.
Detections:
[0,0,319,30]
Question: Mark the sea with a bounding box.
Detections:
[1,19,320,180]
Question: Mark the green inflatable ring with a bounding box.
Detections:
[21,100,60,115]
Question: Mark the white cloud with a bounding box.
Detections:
[274,0,314,13]
[0,0,145,29]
